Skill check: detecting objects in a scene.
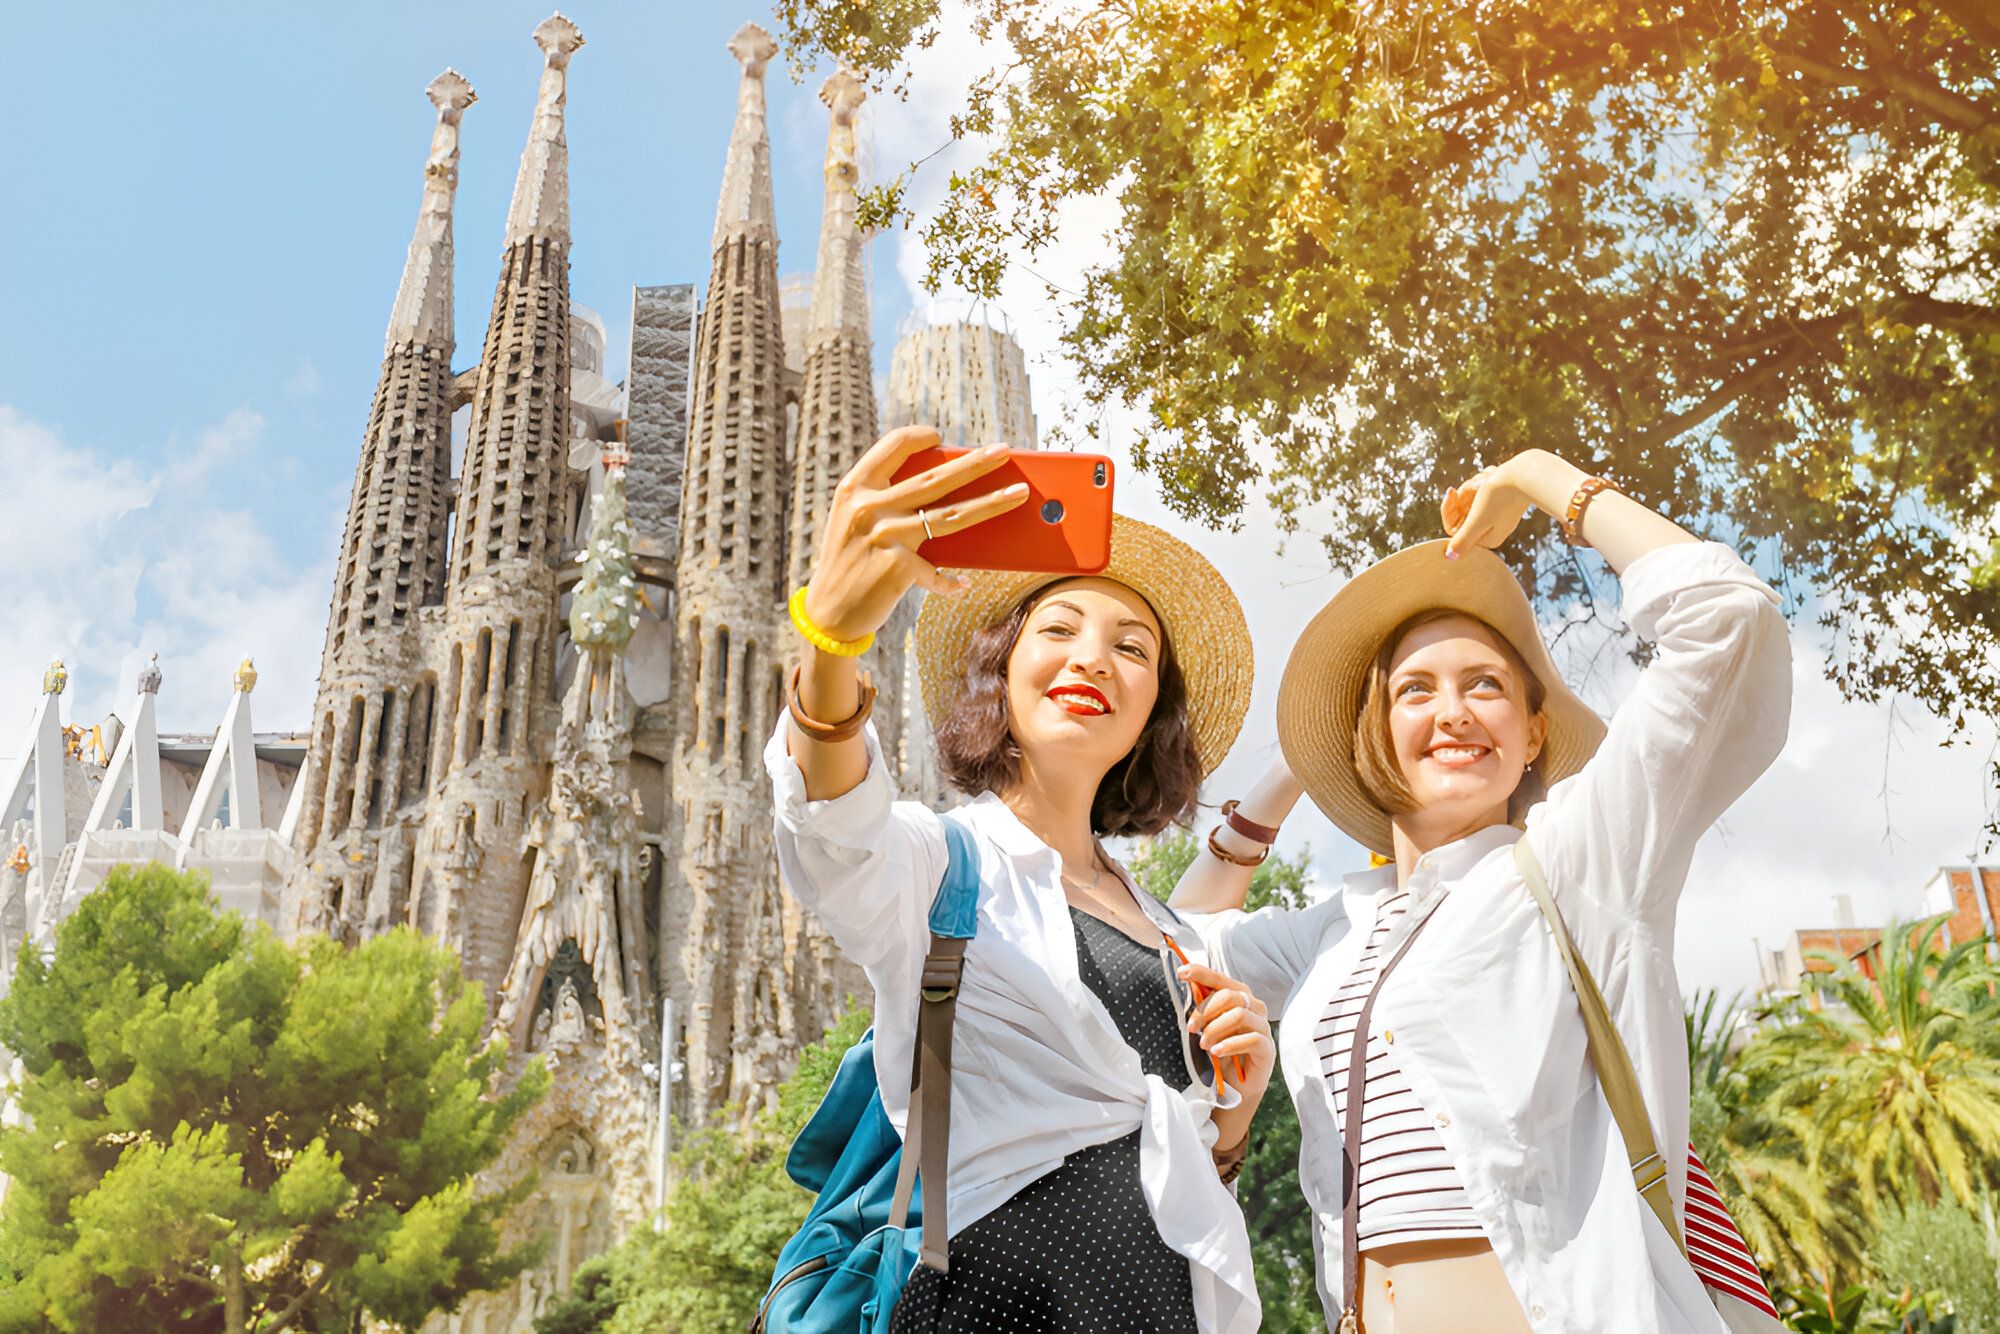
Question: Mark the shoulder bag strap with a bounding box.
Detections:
[1336,891,1451,1334]
[1511,836,1686,1258]
[888,815,980,1272]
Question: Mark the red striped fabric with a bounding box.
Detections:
[1684,1147,1779,1317]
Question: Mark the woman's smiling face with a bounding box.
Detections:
[1386,614,1547,835]
[1005,578,1162,777]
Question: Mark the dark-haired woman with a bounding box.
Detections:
[768,425,1272,1333]
[1172,448,1790,1332]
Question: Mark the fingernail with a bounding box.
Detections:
[982,443,1009,458]
[1008,482,1030,495]
[1445,549,1460,561]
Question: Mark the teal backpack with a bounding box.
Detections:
[750,815,980,1332]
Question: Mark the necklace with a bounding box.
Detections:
[1058,847,1109,900]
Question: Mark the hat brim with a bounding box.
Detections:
[914,515,1252,777]
[1276,540,1606,856]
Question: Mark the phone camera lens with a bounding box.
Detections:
[1093,462,1107,487]
[1040,499,1065,525]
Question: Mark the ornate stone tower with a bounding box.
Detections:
[666,22,798,1121]
[781,69,897,1030]
[288,70,475,938]
[414,14,586,992]
[884,318,1039,451]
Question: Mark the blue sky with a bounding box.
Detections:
[1,2,909,601]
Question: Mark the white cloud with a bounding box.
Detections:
[867,4,2000,993]
[0,405,331,757]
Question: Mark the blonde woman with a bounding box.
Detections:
[1173,448,1790,1332]
[770,426,1275,1332]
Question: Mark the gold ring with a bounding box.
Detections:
[919,508,937,541]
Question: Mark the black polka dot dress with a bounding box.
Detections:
[890,907,1213,1333]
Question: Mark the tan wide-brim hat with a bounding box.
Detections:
[1278,539,1607,855]
[914,514,1252,776]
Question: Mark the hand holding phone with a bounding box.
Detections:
[888,446,1115,576]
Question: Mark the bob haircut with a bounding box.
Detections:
[1352,607,1550,824]
[932,581,1203,838]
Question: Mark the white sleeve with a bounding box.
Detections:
[1185,896,1344,1012]
[1527,541,1792,924]
[765,718,950,981]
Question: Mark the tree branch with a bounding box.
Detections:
[1641,341,1820,445]
[1883,293,2000,337]
[1773,45,1997,135]
[253,1269,331,1334]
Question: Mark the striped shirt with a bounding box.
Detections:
[1315,889,1485,1249]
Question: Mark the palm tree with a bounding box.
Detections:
[1760,915,2000,1215]
[1686,989,1870,1291]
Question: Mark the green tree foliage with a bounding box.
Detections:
[535,1004,872,1333]
[1129,827,1325,1332]
[0,863,548,1333]
[782,1,2000,730]
[1687,988,1870,1291]
[1873,1197,2000,1333]
[1686,921,2000,1323]
[1760,916,2000,1214]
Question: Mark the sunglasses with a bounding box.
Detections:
[1160,931,1248,1094]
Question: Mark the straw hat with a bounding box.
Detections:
[913,515,1252,776]
[1277,539,1607,855]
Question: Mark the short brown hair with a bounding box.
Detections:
[1351,609,1549,823]
[932,584,1203,837]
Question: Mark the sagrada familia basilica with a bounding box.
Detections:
[0,14,1037,1327]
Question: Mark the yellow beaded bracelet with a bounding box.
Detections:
[789,586,875,657]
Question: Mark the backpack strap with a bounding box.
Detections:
[888,815,980,1272]
[1511,836,1687,1258]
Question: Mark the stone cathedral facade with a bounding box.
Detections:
[0,14,1040,1326]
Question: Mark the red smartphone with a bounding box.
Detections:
[889,447,1115,574]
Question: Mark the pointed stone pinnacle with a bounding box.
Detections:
[505,12,581,246]
[535,12,585,65]
[821,67,865,123]
[729,22,777,76]
[427,68,477,116]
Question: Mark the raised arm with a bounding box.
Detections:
[1446,448,1790,922]
[1441,447,1700,575]
[1168,758,1305,913]
[792,426,1028,800]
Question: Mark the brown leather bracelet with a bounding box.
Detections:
[1220,799,1280,845]
[1561,475,1618,547]
[787,665,877,743]
[1207,823,1269,868]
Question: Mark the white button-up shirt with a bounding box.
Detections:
[1199,541,1791,1333]
[767,728,1262,1333]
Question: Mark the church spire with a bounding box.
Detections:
[413,13,586,989]
[786,68,880,589]
[506,14,584,247]
[787,68,905,798]
[712,23,778,249]
[665,20,797,1122]
[450,11,584,593]
[805,69,869,346]
[289,68,479,904]
[384,70,475,353]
